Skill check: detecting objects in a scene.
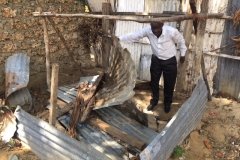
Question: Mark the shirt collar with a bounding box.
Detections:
[149,24,166,37]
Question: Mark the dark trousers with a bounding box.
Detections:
[150,55,177,106]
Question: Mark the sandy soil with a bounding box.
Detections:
[176,97,240,160]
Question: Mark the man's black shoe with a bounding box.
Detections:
[164,105,171,113]
[147,104,157,111]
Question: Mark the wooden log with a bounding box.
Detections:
[46,17,75,63]
[42,17,51,90]
[204,52,240,60]
[49,63,59,126]
[201,55,212,100]
[33,12,231,23]
[191,0,209,92]
[69,74,103,137]
[89,118,146,150]
[102,2,113,69]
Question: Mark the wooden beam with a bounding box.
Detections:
[42,17,51,90]
[90,11,186,17]
[204,52,240,60]
[191,0,209,92]
[89,118,146,150]
[102,2,112,69]
[33,12,231,23]
[49,63,59,126]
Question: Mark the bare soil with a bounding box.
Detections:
[174,97,240,160]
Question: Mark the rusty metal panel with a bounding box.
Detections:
[5,53,30,97]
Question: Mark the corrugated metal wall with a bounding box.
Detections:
[115,0,180,81]
[215,0,240,100]
[199,0,228,94]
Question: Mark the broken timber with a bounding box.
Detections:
[69,74,103,137]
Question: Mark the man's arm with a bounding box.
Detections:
[119,28,148,43]
[172,29,187,63]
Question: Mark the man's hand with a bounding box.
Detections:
[180,56,185,63]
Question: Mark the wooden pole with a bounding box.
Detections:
[102,2,112,70]
[33,12,231,23]
[191,0,209,92]
[201,55,212,100]
[49,63,59,126]
[42,17,51,90]
[204,52,240,60]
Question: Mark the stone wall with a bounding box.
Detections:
[0,0,95,94]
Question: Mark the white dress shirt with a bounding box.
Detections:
[119,25,187,60]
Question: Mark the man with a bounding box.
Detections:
[119,22,187,113]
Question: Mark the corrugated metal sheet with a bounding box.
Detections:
[5,53,30,97]
[59,115,127,160]
[215,0,240,100]
[87,0,116,12]
[115,0,180,81]
[14,106,111,160]
[140,78,208,160]
[96,107,158,144]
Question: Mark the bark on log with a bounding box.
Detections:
[69,75,103,137]
[42,17,51,90]
[49,64,59,126]
[33,12,230,23]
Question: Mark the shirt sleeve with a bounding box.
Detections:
[119,28,148,43]
[172,29,187,57]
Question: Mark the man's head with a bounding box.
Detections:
[150,22,164,37]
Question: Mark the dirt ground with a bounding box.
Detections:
[178,97,240,160]
[1,79,240,159]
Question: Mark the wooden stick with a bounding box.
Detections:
[201,55,212,101]
[102,2,112,69]
[49,63,59,126]
[46,17,75,63]
[42,17,51,90]
[33,12,231,23]
[204,52,240,60]
[89,118,146,150]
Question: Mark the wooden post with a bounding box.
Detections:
[49,63,59,126]
[42,17,51,90]
[102,2,112,70]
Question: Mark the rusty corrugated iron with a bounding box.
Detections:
[5,53,32,111]
[5,53,30,97]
